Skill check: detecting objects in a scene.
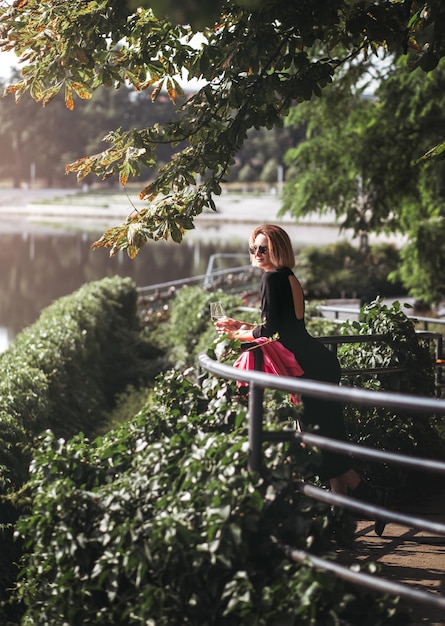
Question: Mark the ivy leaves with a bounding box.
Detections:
[15,368,400,625]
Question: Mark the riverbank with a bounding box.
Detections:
[0,187,405,247]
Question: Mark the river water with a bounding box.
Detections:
[0,187,403,351]
[0,227,247,347]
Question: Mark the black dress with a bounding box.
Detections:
[252,266,352,480]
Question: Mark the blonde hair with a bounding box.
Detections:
[249,224,295,268]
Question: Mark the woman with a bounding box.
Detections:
[215,224,387,535]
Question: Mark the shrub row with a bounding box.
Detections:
[299,241,405,302]
[15,371,403,625]
[5,280,444,624]
[0,276,163,623]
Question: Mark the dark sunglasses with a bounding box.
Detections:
[249,245,268,255]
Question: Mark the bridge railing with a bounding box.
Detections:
[197,350,445,612]
[318,303,445,330]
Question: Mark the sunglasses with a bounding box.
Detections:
[249,245,268,255]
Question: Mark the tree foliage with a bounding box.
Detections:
[282,55,445,304]
[0,72,179,187]
[0,0,444,258]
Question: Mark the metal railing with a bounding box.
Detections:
[321,329,442,367]
[318,303,445,331]
[197,350,445,612]
[202,253,253,289]
[138,262,253,296]
[316,305,445,394]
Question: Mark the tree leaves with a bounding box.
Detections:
[417,140,445,162]
[1,0,445,259]
[281,52,445,304]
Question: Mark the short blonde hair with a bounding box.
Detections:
[250,224,295,268]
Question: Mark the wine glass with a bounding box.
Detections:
[210,301,227,321]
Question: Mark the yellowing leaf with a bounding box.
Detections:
[4,82,25,94]
[167,83,176,104]
[119,162,131,186]
[4,81,28,103]
[29,80,43,101]
[418,142,445,162]
[150,82,162,103]
[127,223,145,247]
[65,82,74,110]
[71,82,92,100]
[41,83,62,107]
[139,184,157,201]
[127,244,141,259]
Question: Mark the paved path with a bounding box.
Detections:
[339,490,445,625]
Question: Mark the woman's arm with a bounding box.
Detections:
[214,317,256,341]
[252,271,280,339]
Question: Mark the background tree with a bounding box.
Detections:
[0,76,181,187]
[282,56,445,304]
[0,70,47,187]
[0,0,444,259]
[227,125,303,183]
[0,69,300,190]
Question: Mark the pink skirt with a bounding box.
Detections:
[233,338,304,405]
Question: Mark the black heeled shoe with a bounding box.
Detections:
[351,480,392,537]
[373,487,393,536]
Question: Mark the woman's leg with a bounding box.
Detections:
[330,468,361,495]
[330,469,389,537]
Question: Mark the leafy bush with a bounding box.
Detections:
[338,299,444,488]
[304,301,342,337]
[161,286,251,368]
[339,298,436,396]
[15,371,403,626]
[5,284,442,625]
[299,241,405,303]
[0,275,153,443]
[161,286,444,492]
[0,276,164,624]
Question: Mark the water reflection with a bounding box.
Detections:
[0,229,247,344]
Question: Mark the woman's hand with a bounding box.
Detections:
[214,318,255,341]
[214,317,241,337]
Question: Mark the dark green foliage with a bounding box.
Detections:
[3,0,437,255]
[0,276,164,623]
[340,298,436,396]
[0,274,165,496]
[15,370,402,625]
[161,287,252,368]
[282,54,445,305]
[0,276,145,441]
[394,217,445,306]
[3,281,442,624]
[153,283,445,494]
[298,241,404,303]
[339,298,443,488]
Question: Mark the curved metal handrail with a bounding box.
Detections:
[199,352,445,414]
[197,351,445,612]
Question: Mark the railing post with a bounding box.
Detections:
[437,333,444,397]
[248,381,264,473]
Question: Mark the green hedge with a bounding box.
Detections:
[160,286,251,369]
[14,371,403,625]
[0,276,161,623]
[0,276,147,463]
[299,241,405,302]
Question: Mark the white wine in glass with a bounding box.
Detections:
[210,301,227,321]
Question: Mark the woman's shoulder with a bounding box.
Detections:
[263,267,293,281]
[261,267,294,291]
